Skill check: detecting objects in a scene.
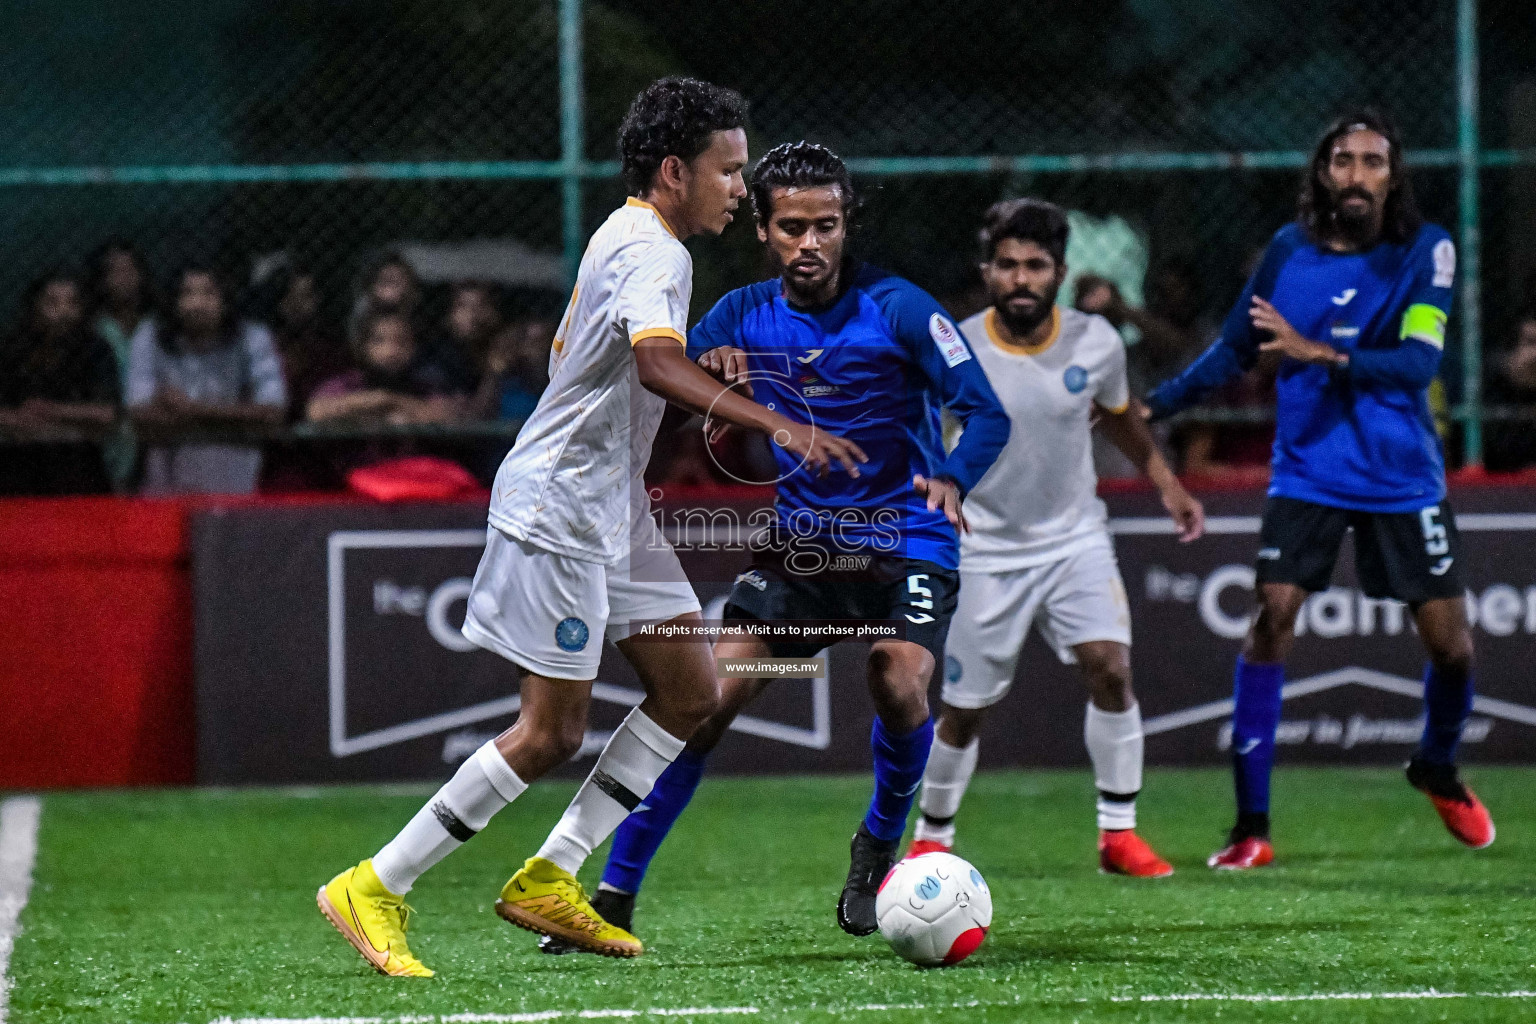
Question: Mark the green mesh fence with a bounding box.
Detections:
[0,0,1532,493]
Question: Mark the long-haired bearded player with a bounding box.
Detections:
[1148,108,1494,869]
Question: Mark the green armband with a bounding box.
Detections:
[1400,303,1447,349]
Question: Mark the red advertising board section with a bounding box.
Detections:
[2,472,1532,789]
[0,498,195,788]
[0,492,423,789]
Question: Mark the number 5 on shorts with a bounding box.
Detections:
[1420,506,1450,557]
[906,574,934,624]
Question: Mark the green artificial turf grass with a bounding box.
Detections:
[7,767,1535,1024]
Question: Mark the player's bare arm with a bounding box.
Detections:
[633,336,866,477]
[1095,398,1204,542]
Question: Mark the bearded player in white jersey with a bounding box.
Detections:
[316,78,865,976]
[907,198,1204,876]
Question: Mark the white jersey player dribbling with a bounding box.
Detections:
[315,79,847,973]
[464,197,702,677]
[909,198,1203,878]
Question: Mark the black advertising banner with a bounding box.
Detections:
[192,488,1536,784]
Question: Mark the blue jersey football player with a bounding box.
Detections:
[1148,109,1495,869]
[541,142,1009,951]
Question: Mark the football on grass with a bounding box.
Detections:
[875,852,993,966]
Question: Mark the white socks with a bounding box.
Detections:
[1085,701,1143,831]
[537,707,684,875]
[373,740,528,895]
[914,735,980,844]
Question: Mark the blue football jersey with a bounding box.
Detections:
[1150,222,1455,512]
[687,264,1010,569]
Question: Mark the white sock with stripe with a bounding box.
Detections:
[1085,701,1143,831]
[372,741,527,895]
[537,707,685,875]
[914,735,979,844]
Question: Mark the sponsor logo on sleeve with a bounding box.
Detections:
[930,313,971,368]
[1432,238,1456,289]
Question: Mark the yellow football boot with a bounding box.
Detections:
[316,859,435,977]
[494,856,642,958]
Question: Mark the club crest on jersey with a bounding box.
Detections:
[554,616,590,652]
[929,313,971,368]
[1063,365,1089,394]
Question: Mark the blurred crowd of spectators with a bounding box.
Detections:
[4,240,1536,499]
[0,243,555,497]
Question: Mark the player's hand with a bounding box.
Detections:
[913,474,969,534]
[1253,297,1342,365]
[698,346,752,392]
[773,420,866,478]
[699,348,751,444]
[1161,481,1205,543]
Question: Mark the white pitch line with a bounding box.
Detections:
[0,797,42,1024]
[1114,990,1536,1003]
[208,991,1536,1024]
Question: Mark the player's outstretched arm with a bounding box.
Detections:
[1146,232,1300,421]
[1098,399,1204,542]
[633,337,867,478]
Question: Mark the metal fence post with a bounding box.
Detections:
[1458,0,1483,465]
[559,0,585,288]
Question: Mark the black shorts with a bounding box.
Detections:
[721,551,958,661]
[1255,495,1464,605]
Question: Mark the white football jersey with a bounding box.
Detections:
[957,306,1129,571]
[488,198,690,564]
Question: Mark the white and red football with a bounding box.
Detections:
[875,852,992,967]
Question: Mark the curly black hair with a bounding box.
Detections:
[748,141,859,226]
[617,77,749,195]
[977,198,1069,265]
[1298,107,1422,246]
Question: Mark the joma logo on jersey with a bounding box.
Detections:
[796,348,824,364]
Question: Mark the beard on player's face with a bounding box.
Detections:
[1330,183,1384,244]
[992,279,1059,336]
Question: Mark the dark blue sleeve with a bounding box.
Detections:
[1344,339,1442,390]
[1147,230,1295,420]
[686,289,743,362]
[1344,229,1453,391]
[882,280,1010,497]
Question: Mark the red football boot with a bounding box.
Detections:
[1406,757,1495,850]
[1099,830,1174,877]
[903,838,953,860]
[1206,835,1274,870]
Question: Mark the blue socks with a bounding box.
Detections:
[600,749,708,895]
[600,716,938,892]
[1419,663,1473,765]
[863,716,934,842]
[1231,656,1284,822]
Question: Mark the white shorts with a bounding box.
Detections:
[461,517,701,680]
[941,539,1131,710]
